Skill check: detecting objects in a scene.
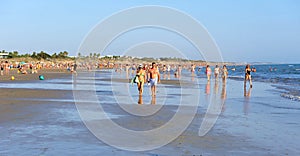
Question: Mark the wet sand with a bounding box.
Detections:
[1,71,300,155]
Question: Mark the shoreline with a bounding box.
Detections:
[1,67,298,102]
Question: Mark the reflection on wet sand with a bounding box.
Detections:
[204,78,227,113]
[151,95,156,105]
[214,79,219,95]
[205,81,211,95]
[221,80,227,112]
[137,95,156,105]
[191,73,195,81]
[205,80,211,104]
[212,79,220,111]
[243,86,252,115]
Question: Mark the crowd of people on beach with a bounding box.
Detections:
[125,62,256,100]
[0,60,81,76]
[1,59,255,102]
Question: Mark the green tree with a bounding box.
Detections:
[37,51,51,60]
[31,52,37,58]
[63,51,68,57]
[58,51,65,58]
[8,51,19,58]
[52,53,57,59]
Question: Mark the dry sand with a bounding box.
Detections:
[0,69,72,81]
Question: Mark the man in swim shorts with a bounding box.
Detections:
[148,62,160,96]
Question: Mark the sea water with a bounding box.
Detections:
[195,64,300,101]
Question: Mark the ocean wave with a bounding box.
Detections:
[228,75,244,81]
[281,93,300,101]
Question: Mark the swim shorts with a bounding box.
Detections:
[150,78,157,86]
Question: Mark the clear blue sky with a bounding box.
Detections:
[1,0,299,63]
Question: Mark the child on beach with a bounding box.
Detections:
[206,65,212,81]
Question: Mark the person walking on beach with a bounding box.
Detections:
[174,65,181,79]
[167,64,171,80]
[148,62,160,96]
[244,64,253,88]
[131,64,136,76]
[206,65,212,81]
[125,64,130,78]
[73,62,77,73]
[222,65,228,81]
[162,65,167,79]
[136,64,146,95]
[191,64,195,74]
[214,65,220,79]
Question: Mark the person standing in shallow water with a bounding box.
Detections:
[206,65,212,81]
[222,65,228,81]
[244,64,253,88]
[214,65,220,79]
[148,62,160,96]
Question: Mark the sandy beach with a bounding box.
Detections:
[0,69,299,155]
[0,69,72,81]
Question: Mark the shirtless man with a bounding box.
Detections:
[148,62,160,96]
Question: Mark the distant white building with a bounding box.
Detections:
[100,55,114,58]
[0,53,9,59]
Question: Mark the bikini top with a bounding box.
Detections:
[136,72,145,77]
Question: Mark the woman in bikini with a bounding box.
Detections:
[222,65,228,81]
[244,64,253,88]
[136,64,146,95]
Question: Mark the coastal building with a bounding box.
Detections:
[0,53,9,59]
[100,55,113,58]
